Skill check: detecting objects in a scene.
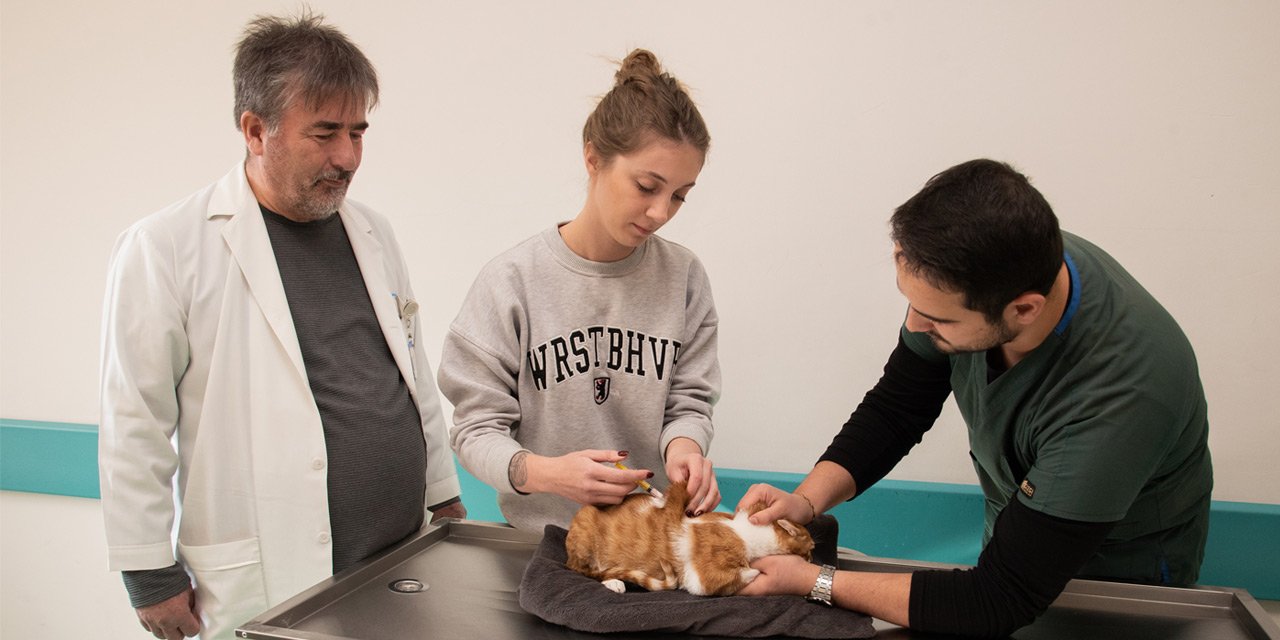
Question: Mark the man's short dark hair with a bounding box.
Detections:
[890,159,1063,322]
[232,10,378,131]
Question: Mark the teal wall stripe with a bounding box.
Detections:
[4,418,1277,598]
[1197,500,1280,596]
[0,419,100,499]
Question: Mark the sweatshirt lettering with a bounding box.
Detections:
[526,325,681,391]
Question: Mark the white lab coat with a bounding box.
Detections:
[99,163,460,640]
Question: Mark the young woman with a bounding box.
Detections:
[439,49,721,531]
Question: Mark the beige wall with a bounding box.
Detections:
[4,2,1279,496]
[4,1,1278,498]
[0,491,140,636]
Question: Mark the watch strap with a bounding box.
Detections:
[806,564,836,606]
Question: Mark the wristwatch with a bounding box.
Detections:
[806,564,836,606]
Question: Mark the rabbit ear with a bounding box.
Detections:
[777,519,801,536]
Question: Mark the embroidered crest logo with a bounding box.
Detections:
[593,377,610,405]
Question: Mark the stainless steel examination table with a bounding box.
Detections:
[237,520,1280,640]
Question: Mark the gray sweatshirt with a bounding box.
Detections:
[439,225,720,530]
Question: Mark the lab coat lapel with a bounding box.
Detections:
[341,205,418,398]
[213,165,309,384]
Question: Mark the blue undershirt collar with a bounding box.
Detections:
[1052,251,1080,336]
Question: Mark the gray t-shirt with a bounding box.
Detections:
[262,208,426,573]
[439,225,720,530]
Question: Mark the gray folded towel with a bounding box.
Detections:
[518,516,875,638]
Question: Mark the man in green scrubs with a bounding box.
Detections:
[737,159,1213,637]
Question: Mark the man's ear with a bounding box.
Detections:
[1007,292,1047,326]
[240,111,268,157]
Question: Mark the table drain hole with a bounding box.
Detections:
[389,578,428,593]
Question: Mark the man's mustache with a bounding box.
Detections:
[315,170,353,184]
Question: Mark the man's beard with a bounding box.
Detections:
[288,170,353,221]
[927,321,1018,355]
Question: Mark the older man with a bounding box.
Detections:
[99,13,464,639]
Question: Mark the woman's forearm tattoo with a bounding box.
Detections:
[509,451,529,494]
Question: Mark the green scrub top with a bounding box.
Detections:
[902,233,1212,585]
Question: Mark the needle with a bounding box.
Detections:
[614,461,664,499]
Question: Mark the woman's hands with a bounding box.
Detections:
[509,438,722,515]
[665,437,720,516]
[515,449,652,506]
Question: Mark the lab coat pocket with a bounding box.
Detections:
[178,537,268,639]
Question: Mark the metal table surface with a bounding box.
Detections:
[237,520,1280,640]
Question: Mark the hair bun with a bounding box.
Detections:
[584,47,709,163]
[614,48,663,87]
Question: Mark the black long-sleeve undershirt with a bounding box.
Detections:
[910,492,1115,636]
[821,335,1116,636]
[818,334,951,494]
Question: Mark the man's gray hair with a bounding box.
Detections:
[232,10,378,131]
